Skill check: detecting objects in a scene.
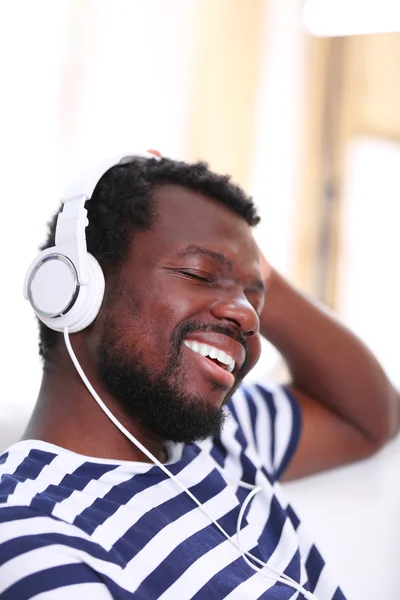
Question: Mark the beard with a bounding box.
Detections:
[96,316,243,444]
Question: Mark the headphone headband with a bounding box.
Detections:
[62,151,160,200]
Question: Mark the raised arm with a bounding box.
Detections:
[260,263,400,480]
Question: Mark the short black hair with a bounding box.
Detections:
[39,156,260,361]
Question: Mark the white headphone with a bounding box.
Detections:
[23,151,160,333]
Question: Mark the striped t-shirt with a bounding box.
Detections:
[0,383,345,599]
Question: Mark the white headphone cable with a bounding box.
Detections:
[64,328,318,600]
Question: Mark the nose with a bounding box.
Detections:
[210,294,260,337]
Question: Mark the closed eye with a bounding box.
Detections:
[178,270,212,283]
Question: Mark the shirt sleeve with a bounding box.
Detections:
[230,382,302,480]
[0,507,115,600]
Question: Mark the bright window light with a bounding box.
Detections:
[303,0,400,36]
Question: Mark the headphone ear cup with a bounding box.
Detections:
[67,253,105,332]
[38,253,105,333]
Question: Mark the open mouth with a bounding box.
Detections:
[183,340,235,373]
[182,340,236,389]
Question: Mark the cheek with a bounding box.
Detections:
[124,294,186,351]
[116,277,207,355]
[246,336,262,374]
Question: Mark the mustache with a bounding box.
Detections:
[176,321,247,346]
[172,320,249,376]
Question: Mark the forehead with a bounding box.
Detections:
[147,184,260,263]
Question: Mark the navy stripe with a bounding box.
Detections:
[1,563,108,600]
[305,544,325,592]
[73,452,201,536]
[0,392,343,600]
[254,385,276,468]
[0,504,47,524]
[277,386,302,478]
[332,587,347,600]
[256,495,288,561]
[134,504,249,598]
[0,449,56,501]
[229,401,261,487]
[0,532,119,567]
[0,475,24,499]
[246,388,259,439]
[180,442,202,464]
[282,549,305,595]
[111,469,227,564]
[228,401,247,446]
[194,549,301,600]
[30,461,118,515]
[192,553,259,599]
[209,435,228,467]
[0,452,9,465]
[73,468,169,535]
[23,449,57,472]
[286,504,301,531]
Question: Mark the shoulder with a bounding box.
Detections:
[224,382,302,479]
[228,381,301,433]
[0,503,115,598]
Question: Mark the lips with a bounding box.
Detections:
[183,340,235,372]
[183,343,236,389]
[182,332,246,385]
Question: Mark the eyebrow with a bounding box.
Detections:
[175,244,266,293]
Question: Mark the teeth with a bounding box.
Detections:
[184,340,235,373]
[198,343,209,357]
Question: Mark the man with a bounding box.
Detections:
[0,154,398,599]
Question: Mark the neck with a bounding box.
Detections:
[23,341,168,464]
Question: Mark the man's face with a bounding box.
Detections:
[96,185,265,443]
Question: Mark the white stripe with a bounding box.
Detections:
[91,450,215,548]
[158,532,245,600]
[223,573,274,600]
[0,544,78,592]
[125,484,240,589]
[218,415,245,481]
[0,424,341,600]
[271,480,292,511]
[0,448,30,479]
[230,388,258,449]
[294,522,311,591]
[250,520,303,595]
[248,385,275,472]
[5,454,82,507]
[0,515,93,544]
[52,466,134,522]
[31,582,113,599]
[160,470,305,599]
[219,408,264,483]
[223,571,290,600]
[158,480,274,599]
[0,530,133,593]
[296,521,314,563]
[312,565,339,600]
[230,390,266,471]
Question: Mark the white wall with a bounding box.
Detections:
[284,435,400,600]
[247,0,307,381]
[283,137,400,599]
[0,0,197,424]
[0,3,398,599]
[337,137,400,390]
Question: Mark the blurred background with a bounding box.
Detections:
[1,1,400,598]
